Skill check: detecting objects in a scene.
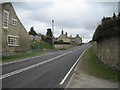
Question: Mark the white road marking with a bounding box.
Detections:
[0,48,79,80]
[65,73,75,88]
[0,53,54,66]
[59,47,89,85]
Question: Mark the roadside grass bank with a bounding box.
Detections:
[55,48,67,50]
[2,52,47,63]
[32,40,82,50]
[32,41,54,49]
[55,47,70,50]
[82,47,119,82]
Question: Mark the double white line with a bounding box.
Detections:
[0,48,78,80]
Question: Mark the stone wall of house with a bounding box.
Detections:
[2,3,31,56]
[0,4,2,89]
[74,37,82,45]
[54,44,71,49]
[18,21,31,53]
[0,4,2,58]
[57,34,71,42]
[0,5,2,90]
[92,37,119,70]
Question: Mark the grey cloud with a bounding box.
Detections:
[13,2,54,10]
[12,1,118,41]
[27,2,117,29]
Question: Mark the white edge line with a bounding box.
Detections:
[66,46,91,88]
[0,48,79,80]
[59,47,89,85]
[65,73,75,88]
[0,53,54,66]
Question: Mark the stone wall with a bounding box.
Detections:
[92,37,119,71]
[0,3,2,58]
[0,4,2,89]
[54,44,71,49]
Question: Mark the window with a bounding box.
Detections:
[7,35,19,46]
[12,18,17,25]
[3,10,9,28]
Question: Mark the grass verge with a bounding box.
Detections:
[2,52,47,63]
[55,48,68,50]
[82,47,119,82]
[32,41,54,49]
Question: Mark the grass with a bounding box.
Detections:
[83,47,119,82]
[2,52,47,63]
[32,41,54,49]
[55,48,68,50]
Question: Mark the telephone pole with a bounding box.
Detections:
[52,20,54,47]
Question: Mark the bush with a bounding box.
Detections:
[31,40,54,49]
[93,16,120,42]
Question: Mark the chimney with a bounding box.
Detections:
[65,32,68,36]
[61,29,64,34]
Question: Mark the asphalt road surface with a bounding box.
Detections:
[1,43,90,88]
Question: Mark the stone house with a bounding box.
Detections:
[69,35,82,45]
[74,34,82,45]
[69,35,75,45]
[56,30,82,45]
[57,30,71,43]
[1,2,31,56]
[30,33,42,42]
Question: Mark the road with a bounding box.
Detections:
[1,43,90,88]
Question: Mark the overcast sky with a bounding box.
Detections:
[10,0,118,42]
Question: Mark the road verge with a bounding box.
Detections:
[66,47,119,88]
[2,52,48,64]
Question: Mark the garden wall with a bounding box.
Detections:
[54,44,71,49]
[92,37,119,71]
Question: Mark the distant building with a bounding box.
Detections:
[30,35,35,41]
[30,33,42,42]
[74,34,82,45]
[56,30,82,45]
[57,29,71,43]
[69,35,75,45]
[1,2,31,56]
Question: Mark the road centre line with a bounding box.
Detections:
[1,53,54,66]
[0,48,80,80]
[59,47,89,85]
[1,46,83,66]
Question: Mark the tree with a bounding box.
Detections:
[29,27,37,36]
[118,12,120,17]
[103,17,106,20]
[113,13,116,19]
[43,28,53,45]
[46,28,53,37]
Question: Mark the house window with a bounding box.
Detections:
[7,35,19,46]
[12,18,17,25]
[3,10,9,28]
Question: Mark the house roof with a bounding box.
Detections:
[69,36,75,39]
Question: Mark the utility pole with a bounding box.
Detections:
[52,20,54,47]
